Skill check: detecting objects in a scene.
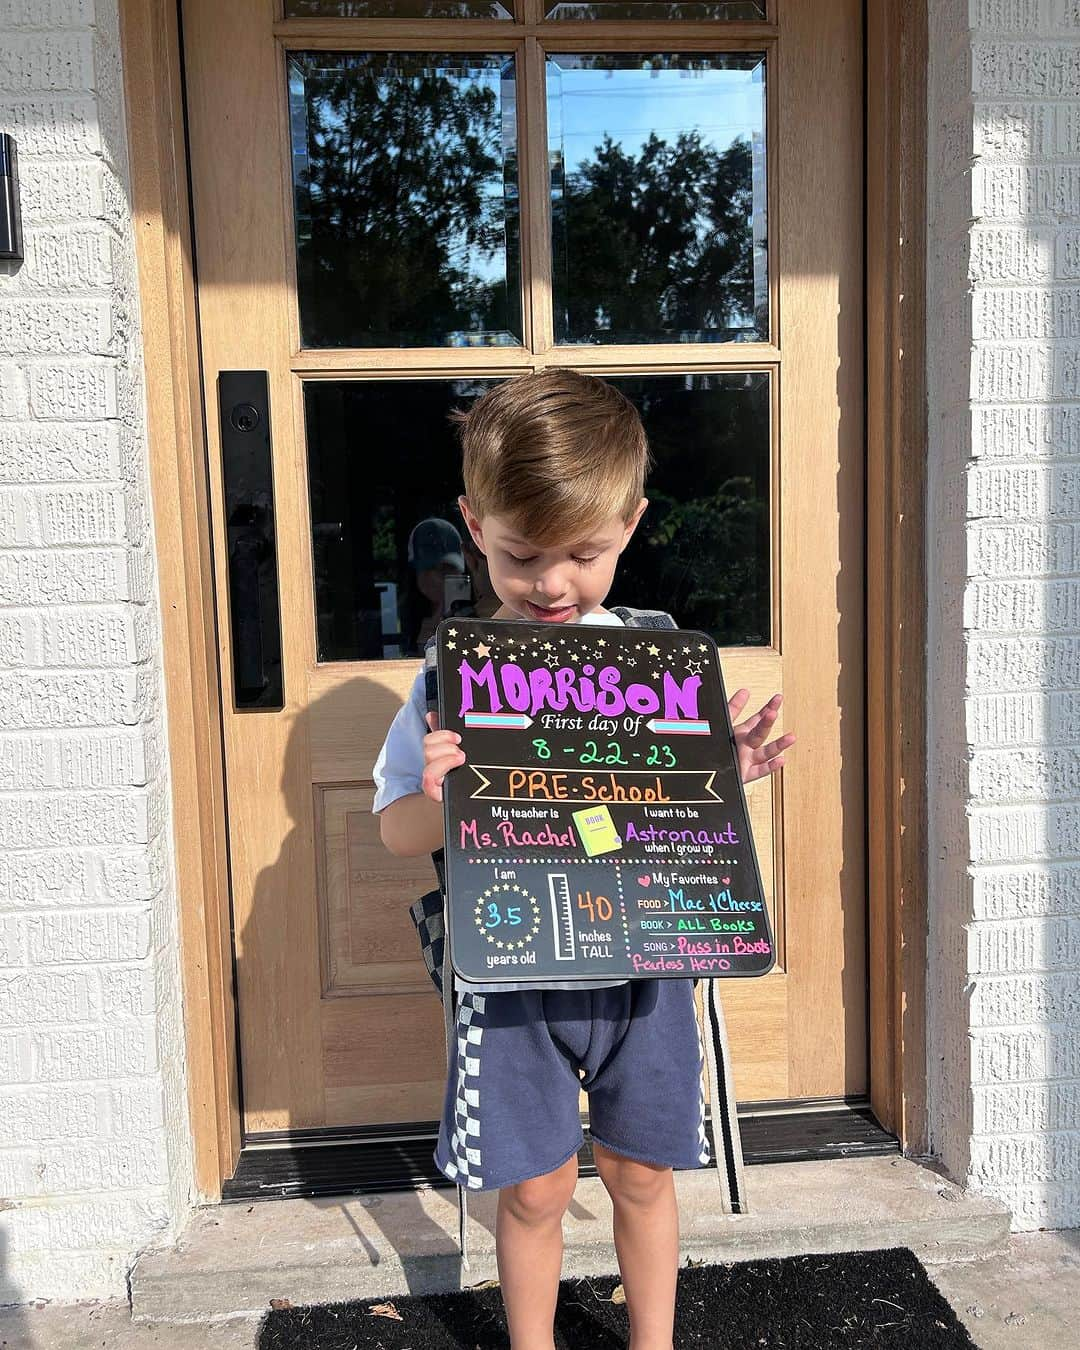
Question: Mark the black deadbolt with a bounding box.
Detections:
[230,402,261,433]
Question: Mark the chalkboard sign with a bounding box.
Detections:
[437,618,774,984]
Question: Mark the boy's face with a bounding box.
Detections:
[458,496,647,625]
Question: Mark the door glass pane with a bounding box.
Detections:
[304,371,769,661]
[545,2,765,15]
[288,53,521,348]
[285,2,513,16]
[548,53,767,345]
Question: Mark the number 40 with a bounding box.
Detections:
[577,890,613,923]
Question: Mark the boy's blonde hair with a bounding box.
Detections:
[454,369,651,545]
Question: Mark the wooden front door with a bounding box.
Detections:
[183,0,864,1138]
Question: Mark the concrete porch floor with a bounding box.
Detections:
[2,1154,1040,1345]
[4,1231,1077,1349]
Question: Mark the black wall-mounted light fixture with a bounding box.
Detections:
[0,134,23,277]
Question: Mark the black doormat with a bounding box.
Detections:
[257,1247,976,1349]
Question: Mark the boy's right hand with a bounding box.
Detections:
[421,712,466,804]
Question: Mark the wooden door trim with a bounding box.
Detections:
[119,0,928,1195]
[118,0,242,1200]
[866,0,929,1153]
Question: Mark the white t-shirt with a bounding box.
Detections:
[372,609,629,994]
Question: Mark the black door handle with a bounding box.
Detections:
[218,371,284,710]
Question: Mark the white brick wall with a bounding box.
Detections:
[0,0,192,1302]
[928,0,1080,1229]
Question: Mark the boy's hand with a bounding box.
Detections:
[421,712,466,804]
[727,690,795,785]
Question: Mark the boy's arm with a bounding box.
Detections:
[379,791,445,857]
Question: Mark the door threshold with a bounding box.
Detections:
[223,1098,897,1202]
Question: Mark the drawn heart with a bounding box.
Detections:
[721,876,731,885]
[636,875,650,888]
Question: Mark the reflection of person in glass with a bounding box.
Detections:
[403,517,471,653]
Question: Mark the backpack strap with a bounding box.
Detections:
[610,607,748,1212]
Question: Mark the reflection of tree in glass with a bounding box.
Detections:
[291,53,519,347]
[608,374,769,645]
[554,131,759,344]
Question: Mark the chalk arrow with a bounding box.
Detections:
[646,717,711,736]
[464,711,533,729]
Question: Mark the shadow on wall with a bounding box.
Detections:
[234,674,500,1293]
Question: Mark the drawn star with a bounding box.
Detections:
[512,884,521,893]
[448,628,458,637]
[542,641,554,651]
[506,637,516,646]
[486,634,495,644]
[698,643,707,652]
[496,940,504,949]
[473,642,491,658]
[647,644,660,657]
[651,669,662,680]
[559,638,566,644]
[446,641,456,650]
[687,659,704,675]
[682,645,691,654]
[545,653,559,667]
[596,638,606,647]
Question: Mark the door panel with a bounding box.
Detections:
[183,0,864,1137]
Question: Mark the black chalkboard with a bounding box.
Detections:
[437,618,774,983]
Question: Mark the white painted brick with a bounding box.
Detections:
[48,731,148,790]
[0,913,25,965]
[0,611,39,666]
[31,1023,158,1082]
[972,1026,1080,1083]
[3,1194,170,1258]
[970,971,1080,1023]
[97,841,167,906]
[971,0,1041,28]
[0,297,115,357]
[0,733,48,791]
[0,850,89,908]
[968,521,1072,574]
[0,548,127,604]
[971,1131,1080,1183]
[0,31,95,93]
[988,1180,1080,1231]
[973,1080,1080,1132]
[0,790,149,850]
[0,0,95,22]
[973,862,1080,918]
[0,1085,97,1143]
[0,366,28,420]
[19,159,104,223]
[21,227,115,291]
[0,670,139,728]
[974,102,1051,159]
[973,286,1080,338]
[970,801,1080,861]
[27,363,118,420]
[968,917,1080,971]
[7,1135,169,1197]
[38,486,126,545]
[968,639,1080,690]
[971,746,1080,799]
[0,967,95,1024]
[39,606,139,666]
[973,41,1080,96]
[0,489,36,545]
[0,422,122,484]
[26,911,151,965]
[0,1030,32,1083]
[971,225,1055,281]
[964,577,1080,631]
[107,1078,166,1137]
[0,96,99,157]
[100,964,154,1020]
[973,163,1080,218]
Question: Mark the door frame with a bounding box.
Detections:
[118,0,928,1201]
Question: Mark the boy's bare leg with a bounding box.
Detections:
[496,1153,579,1350]
[592,1142,679,1350]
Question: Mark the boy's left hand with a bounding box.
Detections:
[728,690,795,785]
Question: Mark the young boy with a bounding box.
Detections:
[374,369,793,1350]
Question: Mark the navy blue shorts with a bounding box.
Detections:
[435,979,710,1192]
